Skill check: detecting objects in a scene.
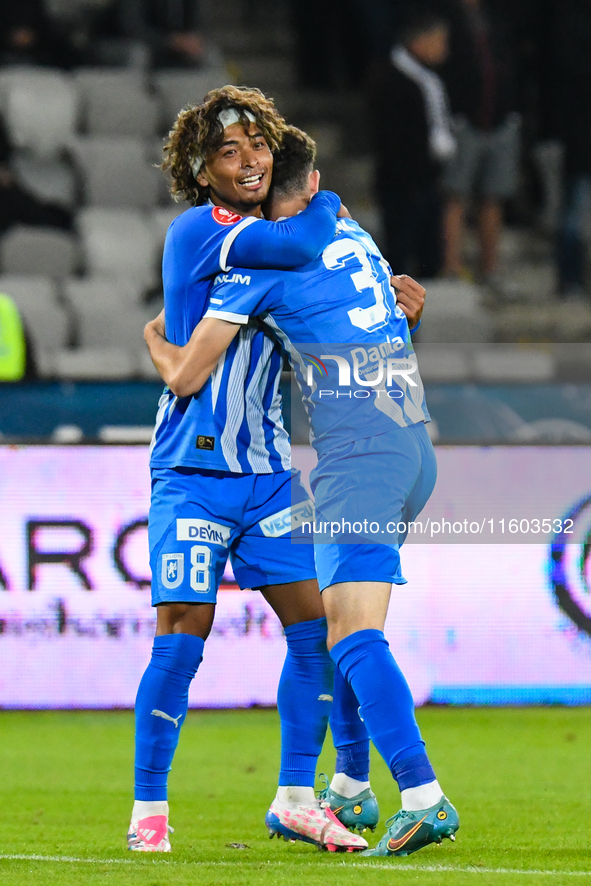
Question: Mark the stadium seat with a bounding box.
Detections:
[503,262,556,301]
[413,346,472,382]
[0,66,34,113]
[5,70,78,158]
[74,301,152,350]
[53,346,136,379]
[348,204,382,243]
[512,418,591,443]
[150,205,185,253]
[235,55,294,92]
[474,347,556,382]
[304,123,341,161]
[555,343,591,381]
[137,343,162,379]
[153,68,228,127]
[12,154,77,209]
[415,280,494,343]
[147,137,174,204]
[320,156,374,206]
[98,425,154,442]
[0,274,69,359]
[0,227,78,277]
[50,424,85,442]
[74,66,145,95]
[70,137,160,209]
[64,276,146,309]
[0,274,56,305]
[75,68,159,138]
[77,208,157,286]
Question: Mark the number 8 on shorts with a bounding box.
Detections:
[190,545,211,593]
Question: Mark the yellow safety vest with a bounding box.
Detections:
[0,293,26,381]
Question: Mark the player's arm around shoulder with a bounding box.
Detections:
[227,190,343,270]
[144,311,241,399]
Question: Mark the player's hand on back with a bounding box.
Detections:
[390,275,425,329]
[337,203,351,219]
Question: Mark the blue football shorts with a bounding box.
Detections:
[310,421,437,591]
[149,467,315,605]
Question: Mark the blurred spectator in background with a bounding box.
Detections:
[42,0,124,68]
[0,0,80,68]
[0,292,31,381]
[0,0,51,65]
[439,0,520,291]
[116,0,218,69]
[367,8,455,278]
[540,0,591,300]
[290,0,372,89]
[0,115,72,234]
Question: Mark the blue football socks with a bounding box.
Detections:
[278,617,334,787]
[134,633,204,801]
[330,629,435,790]
[331,665,371,781]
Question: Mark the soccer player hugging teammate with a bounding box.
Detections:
[146,125,460,858]
[130,86,367,853]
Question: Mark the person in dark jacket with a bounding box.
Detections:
[116,0,208,68]
[540,0,591,298]
[439,0,520,285]
[367,9,455,277]
[0,0,79,68]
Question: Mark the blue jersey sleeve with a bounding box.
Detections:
[224,191,340,271]
[204,269,282,324]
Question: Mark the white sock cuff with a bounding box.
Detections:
[132,799,169,820]
[400,779,443,811]
[330,772,370,798]
[275,786,316,807]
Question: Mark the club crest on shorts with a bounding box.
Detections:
[161,553,184,589]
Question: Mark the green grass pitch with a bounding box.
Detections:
[2,707,591,886]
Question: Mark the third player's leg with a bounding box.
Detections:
[260,577,324,627]
[312,428,457,855]
[259,576,367,851]
[322,573,455,856]
[322,580,391,650]
[259,577,333,798]
[234,470,367,850]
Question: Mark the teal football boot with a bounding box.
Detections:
[316,773,379,833]
[361,796,459,857]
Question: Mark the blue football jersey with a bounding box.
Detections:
[149,192,341,472]
[204,218,430,455]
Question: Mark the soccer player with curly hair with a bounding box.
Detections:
[145,125,460,859]
[128,86,366,854]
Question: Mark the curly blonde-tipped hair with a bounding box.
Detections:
[162,85,289,206]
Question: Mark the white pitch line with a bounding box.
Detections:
[0,855,133,865]
[1,855,591,876]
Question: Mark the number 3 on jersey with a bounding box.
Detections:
[322,237,391,333]
[190,544,211,593]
